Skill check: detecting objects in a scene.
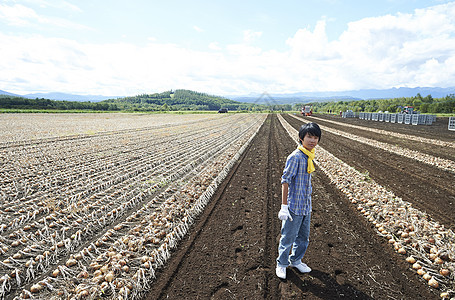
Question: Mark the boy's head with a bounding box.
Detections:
[298,122,321,145]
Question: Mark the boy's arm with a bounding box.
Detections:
[278,182,292,221]
[281,182,289,205]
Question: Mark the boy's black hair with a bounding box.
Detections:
[298,122,321,144]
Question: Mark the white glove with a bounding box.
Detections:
[278,204,293,221]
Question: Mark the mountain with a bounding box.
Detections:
[230,93,359,105]
[2,86,454,104]
[229,87,455,104]
[23,92,119,102]
[0,90,119,101]
[0,90,21,97]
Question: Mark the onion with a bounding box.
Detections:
[30,283,43,293]
[428,277,439,288]
[406,256,416,264]
[100,265,109,274]
[52,268,60,277]
[78,290,89,298]
[417,269,426,276]
[66,258,77,267]
[434,257,443,265]
[397,247,406,254]
[119,286,131,296]
[105,272,115,282]
[77,271,89,279]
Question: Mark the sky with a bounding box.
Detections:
[1,0,455,97]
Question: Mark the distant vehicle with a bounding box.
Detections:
[398,106,416,114]
[218,108,228,113]
[301,105,312,116]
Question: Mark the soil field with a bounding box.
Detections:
[145,113,451,300]
[290,114,455,231]
[1,112,452,299]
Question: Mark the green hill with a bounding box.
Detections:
[104,89,246,111]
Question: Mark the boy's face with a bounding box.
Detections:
[300,133,319,151]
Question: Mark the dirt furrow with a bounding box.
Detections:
[309,114,454,141]
[143,114,439,300]
[283,114,455,231]
[301,114,455,162]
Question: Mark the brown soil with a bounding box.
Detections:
[145,113,448,300]
[288,114,455,231]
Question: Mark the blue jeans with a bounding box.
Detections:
[276,211,311,267]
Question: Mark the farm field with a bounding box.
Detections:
[0,113,219,143]
[0,112,453,299]
[0,113,266,299]
[147,113,454,300]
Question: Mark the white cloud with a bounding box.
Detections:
[243,29,262,43]
[208,42,221,50]
[1,2,455,96]
[193,25,204,32]
[0,4,38,26]
[16,0,82,12]
[0,3,88,29]
[286,20,337,60]
[327,2,455,90]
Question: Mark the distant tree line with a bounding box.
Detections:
[295,93,455,114]
[2,90,454,114]
[0,89,288,112]
[0,96,119,111]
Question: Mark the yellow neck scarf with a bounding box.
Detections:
[298,145,315,174]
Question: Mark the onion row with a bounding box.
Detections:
[278,113,454,298]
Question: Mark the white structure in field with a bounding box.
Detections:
[449,117,455,131]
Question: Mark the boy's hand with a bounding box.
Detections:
[278,204,293,221]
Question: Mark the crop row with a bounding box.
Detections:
[278,114,454,299]
[288,114,455,174]
[0,114,219,146]
[0,114,266,299]
[307,115,455,149]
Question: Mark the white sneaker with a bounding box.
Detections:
[290,262,311,273]
[276,265,287,279]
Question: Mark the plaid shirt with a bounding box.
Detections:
[281,148,312,215]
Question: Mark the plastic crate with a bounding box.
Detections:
[449,117,455,131]
[412,114,426,125]
[390,114,397,123]
[404,114,412,124]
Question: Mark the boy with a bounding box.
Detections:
[276,122,321,280]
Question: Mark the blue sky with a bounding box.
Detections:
[1,0,455,96]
